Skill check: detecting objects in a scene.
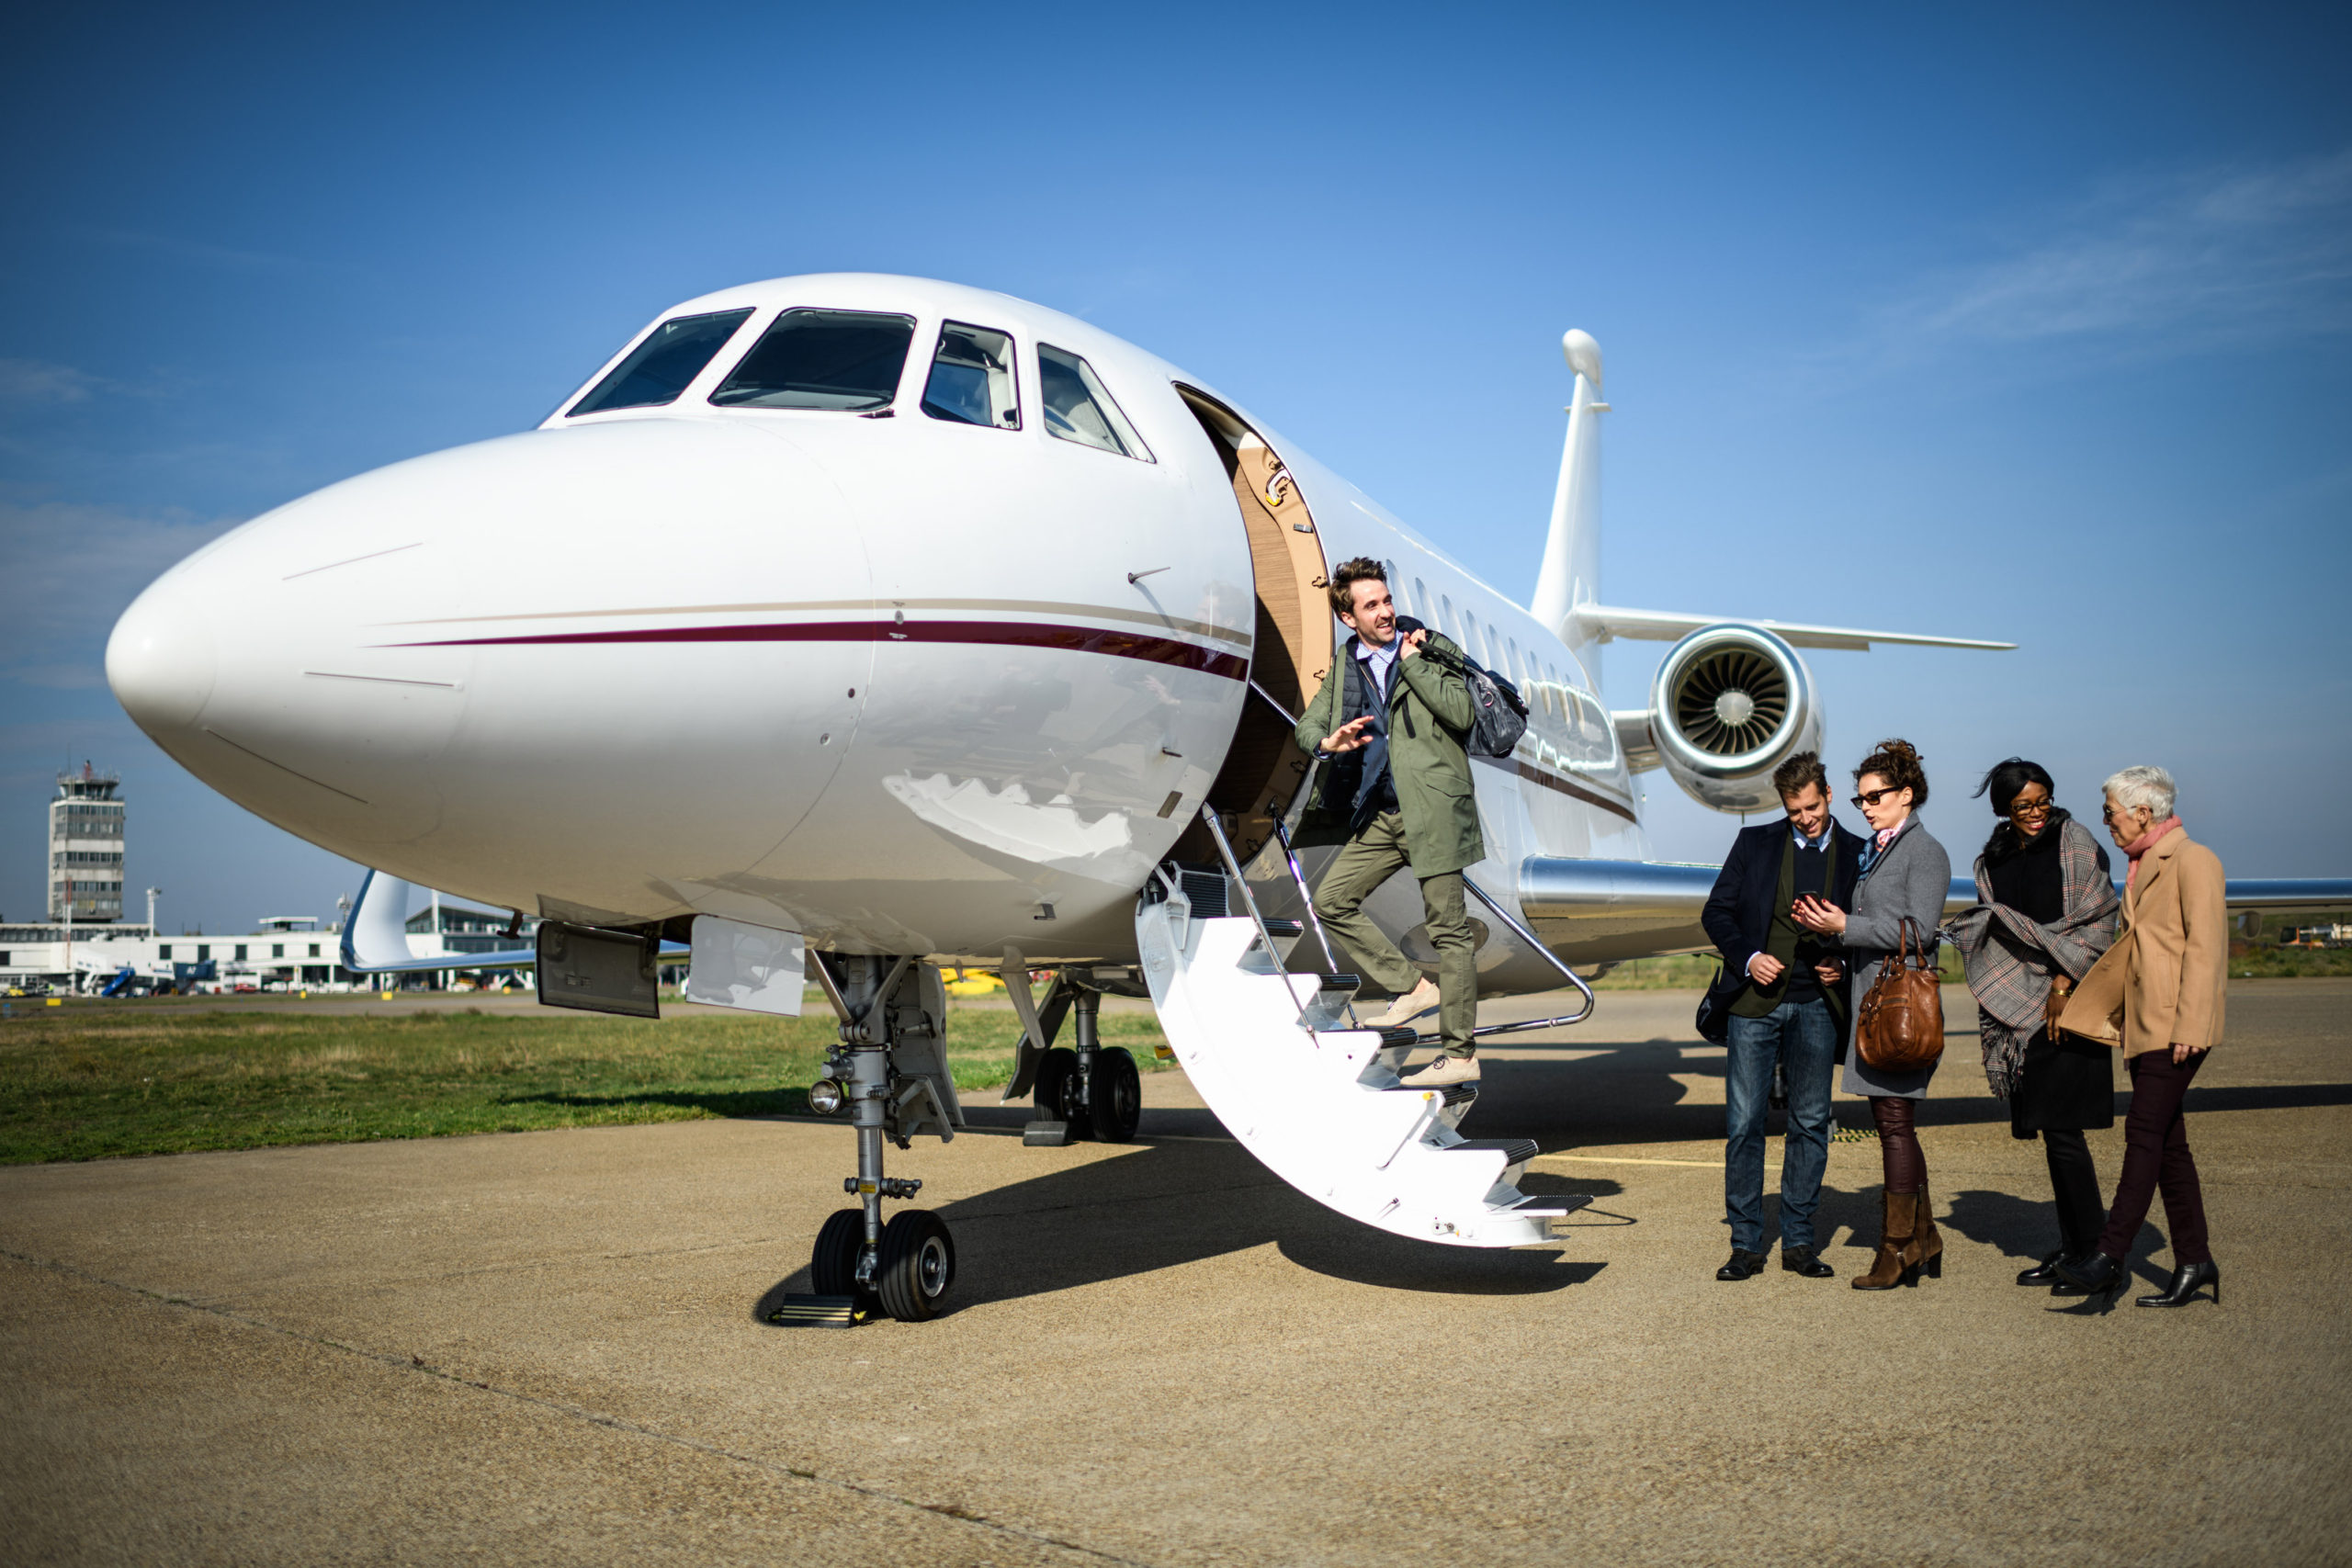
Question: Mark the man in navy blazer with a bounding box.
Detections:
[1701,751,1866,1282]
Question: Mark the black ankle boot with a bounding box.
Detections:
[2017,1249,2066,1287]
[2053,1251,2125,1294]
[2136,1259,2220,1308]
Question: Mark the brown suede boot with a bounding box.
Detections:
[1852,1190,1922,1291]
[1912,1179,1945,1280]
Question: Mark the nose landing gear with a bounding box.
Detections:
[775,953,964,1327]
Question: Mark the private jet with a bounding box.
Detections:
[106,275,2349,1323]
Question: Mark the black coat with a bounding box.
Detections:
[1702,818,1867,1003]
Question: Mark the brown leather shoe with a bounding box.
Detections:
[1912,1179,1945,1281]
[1852,1190,1923,1291]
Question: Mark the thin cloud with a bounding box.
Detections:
[66,223,303,274]
[0,501,240,687]
[1879,149,2352,356]
[0,357,107,403]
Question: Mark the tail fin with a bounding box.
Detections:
[1529,329,1606,649]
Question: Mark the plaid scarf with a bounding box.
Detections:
[1947,814,2120,1097]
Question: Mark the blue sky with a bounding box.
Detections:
[3,2,2346,931]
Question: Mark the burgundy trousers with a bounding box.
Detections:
[2096,1050,2211,1265]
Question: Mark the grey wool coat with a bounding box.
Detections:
[1836,816,1953,1099]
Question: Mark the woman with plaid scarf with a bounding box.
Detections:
[1948,760,2120,1292]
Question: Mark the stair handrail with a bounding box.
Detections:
[1236,675,1597,1047]
[1194,801,1315,1033]
[1425,872,1598,1045]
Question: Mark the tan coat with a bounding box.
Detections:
[2059,828,2227,1057]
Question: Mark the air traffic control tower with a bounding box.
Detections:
[50,762,125,922]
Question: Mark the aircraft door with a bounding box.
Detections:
[1172,388,1332,865]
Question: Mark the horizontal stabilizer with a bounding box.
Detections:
[1572,605,2014,652]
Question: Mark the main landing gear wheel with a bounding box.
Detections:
[810,1208,866,1299]
[875,1210,956,1322]
[1087,1045,1142,1143]
[1033,1045,1091,1137]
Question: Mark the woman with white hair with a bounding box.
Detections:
[2054,765,2228,1307]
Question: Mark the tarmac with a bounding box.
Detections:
[4,978,2347,1565]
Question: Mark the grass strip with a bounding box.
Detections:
[0,1003,1169,1166]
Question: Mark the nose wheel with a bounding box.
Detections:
[876,1210,956,1322]
[773,954,966,1328]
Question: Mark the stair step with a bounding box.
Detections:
[1493,1192,1594,1219]
[1263,919,1303,937]
[1388,1080,1479,1107]
[1444,1137,1540,1167]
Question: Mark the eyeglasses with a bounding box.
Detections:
[1850,786,1905,809]
[2009,797,2053,818]
[2100,804,2145,823]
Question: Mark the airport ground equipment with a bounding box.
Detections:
[1133,807,1596,1248]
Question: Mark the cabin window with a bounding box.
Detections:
[922,321,1020,429]
[1038,344,1152,460]
[710,309,916,412]
[568,308,754,416]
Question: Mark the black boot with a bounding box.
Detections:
[1781,1245,1834,1279]
[2052,1250,2126,1294]
[2136,1259,2220,1308]
[1715,1248,1767,1280]
[2017,1249,2066,1287]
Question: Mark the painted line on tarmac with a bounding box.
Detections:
[0,1245,1159,1567]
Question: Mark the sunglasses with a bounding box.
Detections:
[1850,786,1906,809]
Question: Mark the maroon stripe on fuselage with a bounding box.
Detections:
[383,619,1250,682]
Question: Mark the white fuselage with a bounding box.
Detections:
[107,275,1649,970]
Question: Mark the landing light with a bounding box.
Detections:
[807,1077,846,1116]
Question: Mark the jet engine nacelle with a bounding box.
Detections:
[1643,623,1823,815]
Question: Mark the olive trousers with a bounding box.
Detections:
[1312,809,1477,1056]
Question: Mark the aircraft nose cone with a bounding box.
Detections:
[107,576,218,740]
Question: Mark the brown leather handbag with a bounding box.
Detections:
[1855,918,1946,1073]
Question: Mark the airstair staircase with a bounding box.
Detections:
[1136,810,1594,1249]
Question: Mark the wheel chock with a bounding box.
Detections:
[766,1292,868,1327]
[1023,1120,1072,1147]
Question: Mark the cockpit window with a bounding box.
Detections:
[567,308,753,416]
[922,321,1019,429]
[708,308,915,412]
[1037,344,1153,461]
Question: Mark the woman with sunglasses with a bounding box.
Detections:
[1792,739,1951,1290]
[1948,760,2120,1291]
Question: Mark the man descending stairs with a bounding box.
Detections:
[1292,558,1486,1088]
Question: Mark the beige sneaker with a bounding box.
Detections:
[1399,1054,1479,1087]
[1371,977,1441,1029]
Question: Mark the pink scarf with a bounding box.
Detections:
[2122,815,2182,889]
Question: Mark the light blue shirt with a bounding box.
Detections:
[1791,820,1831,852]
[1355,637,1398,701]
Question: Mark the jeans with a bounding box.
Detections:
[1724,997,1838,1252]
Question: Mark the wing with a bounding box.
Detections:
[336,868,686,974]
[1574,605,2013,652]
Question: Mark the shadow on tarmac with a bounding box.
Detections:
[750,1133,1624,1321]
[743,1038,2340,1319]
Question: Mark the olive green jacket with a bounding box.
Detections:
[1292,631,1487,875]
